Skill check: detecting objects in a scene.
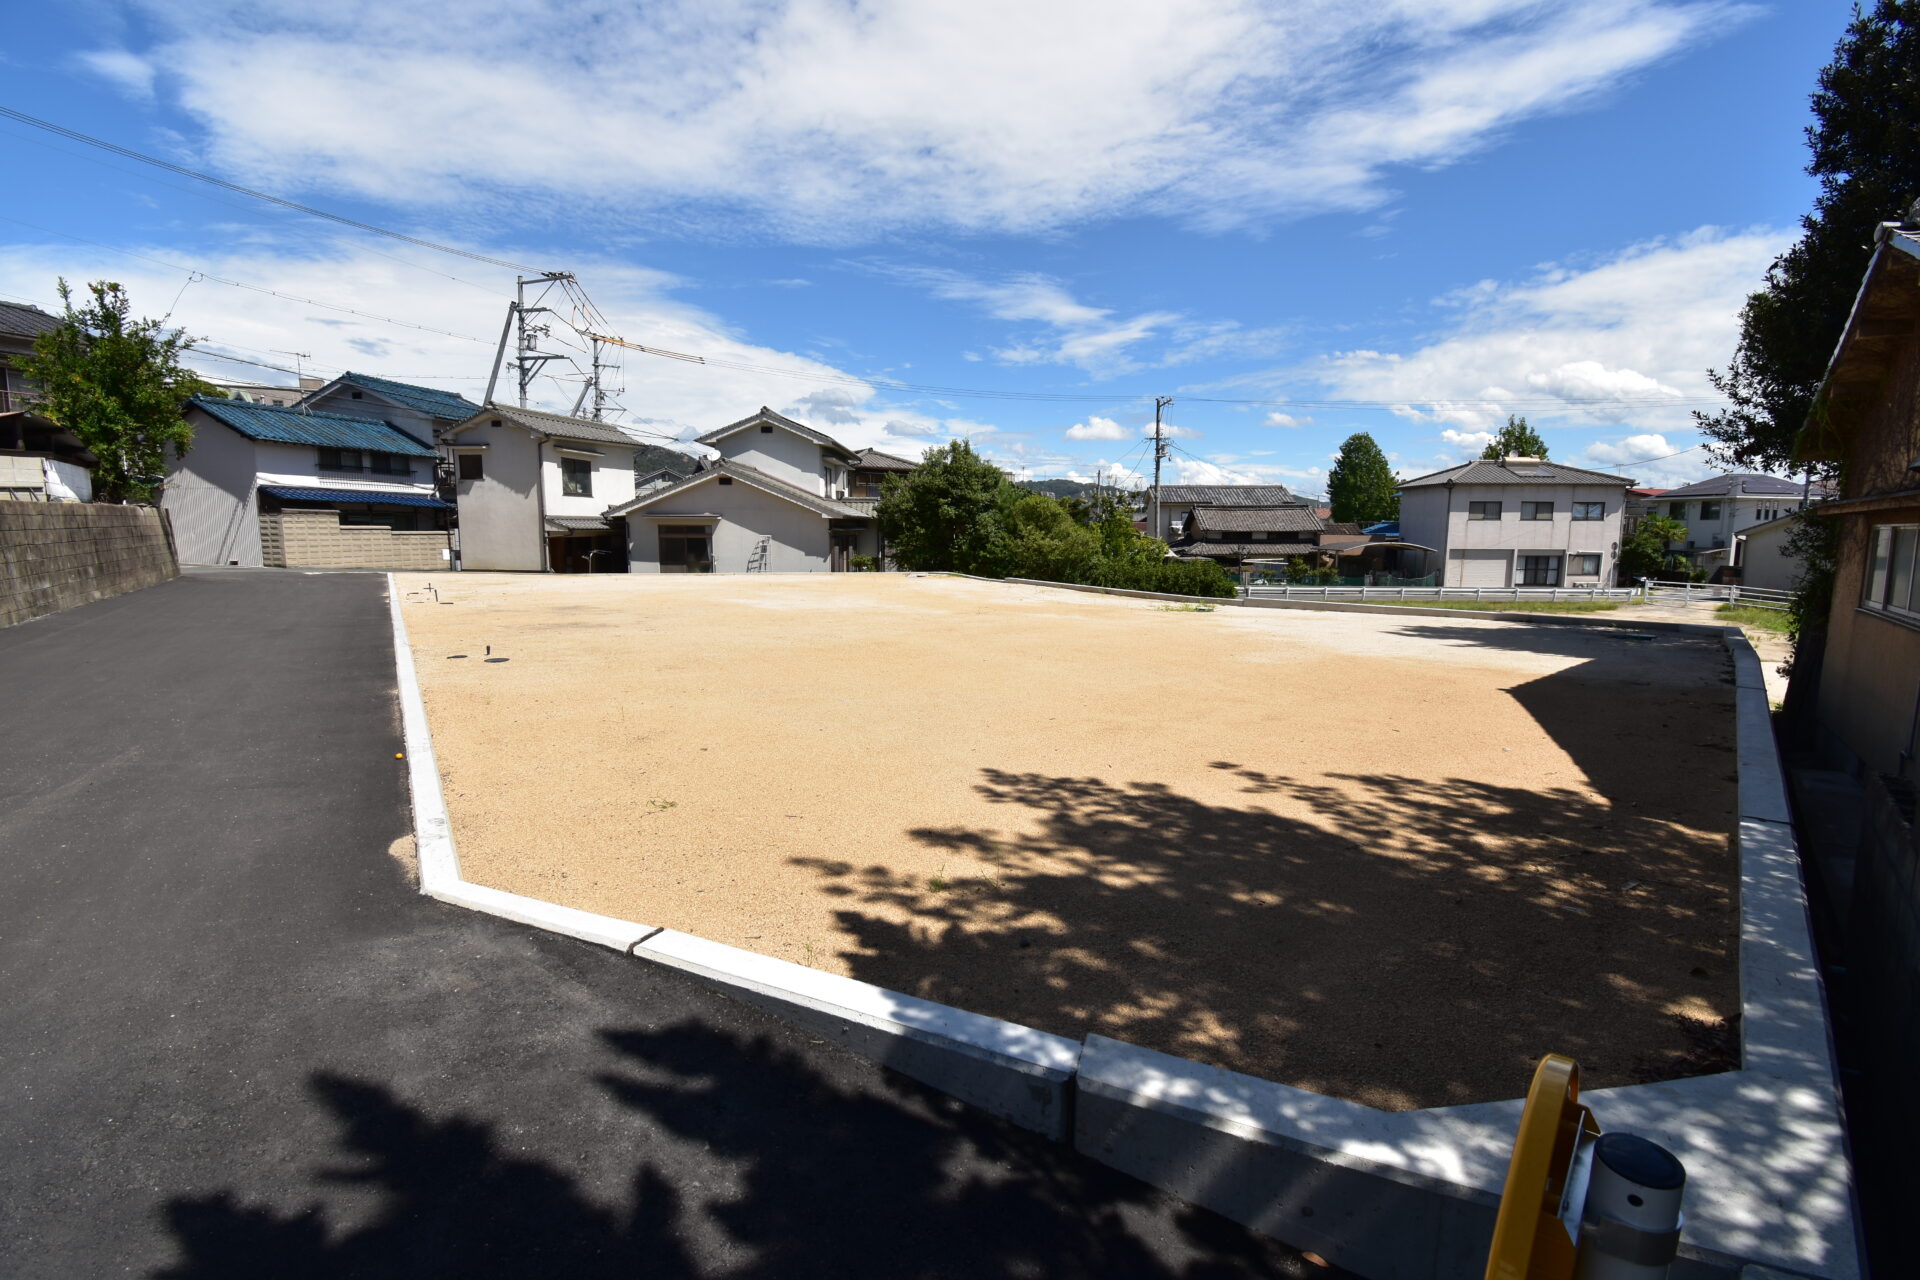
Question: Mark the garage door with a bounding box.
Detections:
[1454,549,1512,587]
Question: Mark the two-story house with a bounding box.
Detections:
[299,371,481,450]
[442,403,645,572]
[607,407,885,573]
[1169,505,1326,567]
[1398,457,1633,587]
[163,398,450,568]
[1652,473,1822,561]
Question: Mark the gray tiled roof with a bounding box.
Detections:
[1149,484,1299,506]
[1398,459,1635,488]
[1189,505,1324,533]
[1655,472,1814,499]
[605,458,868,520]
[694,406,859,459]
[1172,540,1320,558]
[463,403,644,446]
[545,515,610,532]
[853,447,918,471]
[0,300,61,341]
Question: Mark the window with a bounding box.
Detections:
[1699,501,1722,520]
[561,456,592,497]
[760,423,774,433]
[1569,553,1602,576]
[1863,525,1919,620]
[1521,501,1553,521]
[457,453,483,481]
[1250,531,1268,540]
[1668,502,1688,519]
[1519,555,1563,586]
[368,453,410,477]
[718,476,733,485]
[1468,501,1501,521]
[1572,501,1605,521]
[318,448,364,472]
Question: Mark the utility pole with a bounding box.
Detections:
[1150,396,1173,541]
[484,272,572,408]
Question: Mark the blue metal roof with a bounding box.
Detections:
[1362,520,1400,537]
[190,398,438,457]
[338,372,481,421]
[260,485,450,508]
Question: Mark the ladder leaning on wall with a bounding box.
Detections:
[746,536,770,572]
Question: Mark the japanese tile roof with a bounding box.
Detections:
[545,515,610,532]
[458,403,645,446]
[605,458,868,520]
[1397,458,1636,488]
[853,447,918,472]
[260,485,449,508]
[1149,484,1299,506]
[189,398,438,457]
[1189,505,1324,533]
[695,406,859,460]
[0,300,62,341]
[1654,473,1815,499]
[1321,521,1364,536]
[333,372,480,421]
[1172,540,1321,558]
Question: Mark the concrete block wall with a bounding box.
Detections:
[264,510,450,571]
[0,499,178,628]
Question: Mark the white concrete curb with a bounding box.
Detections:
[386,574,1857,1277]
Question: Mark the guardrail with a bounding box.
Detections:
[1641,581,1791,610]
[1242,584,1641,604]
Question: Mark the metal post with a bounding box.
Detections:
[1572,1133,1685,1279]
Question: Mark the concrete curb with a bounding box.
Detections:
[386,574,1857,1277]
[966,573,1732,636]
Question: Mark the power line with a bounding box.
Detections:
[0,105,548,274]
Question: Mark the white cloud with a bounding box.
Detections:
[1264,412,1310,427]
[112,1,1740,239]
[1578,431,1716,487]
[1440,428,1494,453]
[1064,416,1130,441]
[76,49,157,99]
[1319,226,1791,434]
[0,236,985,461]
[1167,458,1320,488]
[1150,423,1203,439]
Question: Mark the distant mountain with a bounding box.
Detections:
[1016,478,1138,501]
[632,441,700,476]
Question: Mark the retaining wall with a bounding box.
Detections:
[0,499,178,628]
[388,575,1859,1278]
[263,509,450,571]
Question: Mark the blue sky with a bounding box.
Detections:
[0,1,1850,493]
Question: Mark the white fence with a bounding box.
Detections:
[1242,584,1641,604]
[1641,581,1791,611]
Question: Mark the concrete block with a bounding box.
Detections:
[633,927,1081,1139]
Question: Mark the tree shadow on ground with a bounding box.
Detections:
[155,1020,1324,1279]
[795,629,1739,1109]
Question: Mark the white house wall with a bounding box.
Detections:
[1403,483,1624,586]
[625,477,831,573]
[162,418,264,565]
[453,422,543,571]
[1739,523,1802,592]
[541,445,639,519]
[1660,495,1809,554]
[713,427,835,497]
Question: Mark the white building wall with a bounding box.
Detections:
[452,423,543,571]
[624,475,832,573]
[1660,494,1809,553]
[42,457,91,501]
[163,417,264,565]
[712,427,834,496]
[251,440,438,496]
[541,444,639,518]
[1404,482,1625,586]
[1738,523,1803,592]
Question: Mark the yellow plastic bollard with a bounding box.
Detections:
[1483,1054,1602,1280]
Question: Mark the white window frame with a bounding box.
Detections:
[1863,523,1919,622]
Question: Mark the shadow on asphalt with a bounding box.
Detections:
[154,1019,1327,1280]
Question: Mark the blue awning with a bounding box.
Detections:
[260,485,452,509]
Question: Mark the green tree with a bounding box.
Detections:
[1478,415,1549,460]
[18,279,220,503]
[1696,2,1920,473]
[875,439,1015,572]
[1617,513,1689,581]
[1325,432,1400,524]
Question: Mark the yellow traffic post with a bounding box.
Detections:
[1484,1054,1602,1280]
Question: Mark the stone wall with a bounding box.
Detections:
[262,509,450,571]
[0,499,179,628]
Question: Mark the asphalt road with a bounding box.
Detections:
[0,568,1316,1279]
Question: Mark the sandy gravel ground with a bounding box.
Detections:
[398,573,1738,1110]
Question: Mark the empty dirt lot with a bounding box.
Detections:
[397,572,1738,1110]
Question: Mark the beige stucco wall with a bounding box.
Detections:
[1738,524,1802,592]
[712,426,836,496]
[1402,482,1623,586]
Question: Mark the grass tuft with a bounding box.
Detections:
[1716,603,1792,633]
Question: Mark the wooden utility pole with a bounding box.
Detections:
[1150,396,1173,540]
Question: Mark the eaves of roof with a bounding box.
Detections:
[448,403,642,447]
[694,406,859,460]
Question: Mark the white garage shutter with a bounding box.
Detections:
[1455,549,1512,587]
